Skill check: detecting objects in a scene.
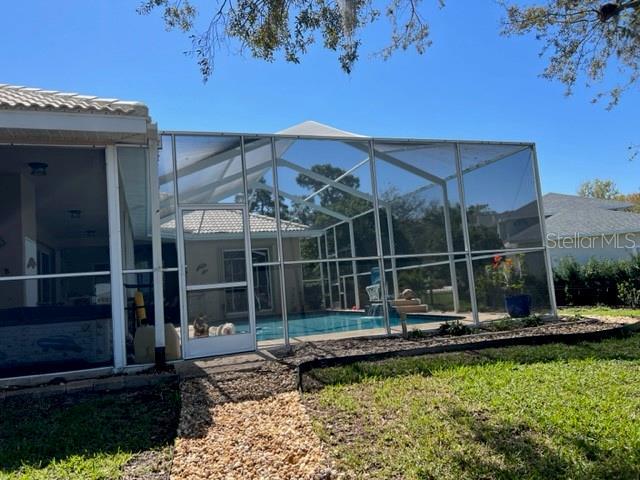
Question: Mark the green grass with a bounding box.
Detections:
[0,382,180,480]
[307,335,640,479]
[559,305,640,318]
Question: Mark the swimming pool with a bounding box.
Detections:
[253,311,459,341]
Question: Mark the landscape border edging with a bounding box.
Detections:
[297,323,634,392]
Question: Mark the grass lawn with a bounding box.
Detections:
[559,305,640,318]
[306,334,640,480]
[0,382,180,480]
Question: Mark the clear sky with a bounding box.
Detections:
[1,0,637,195]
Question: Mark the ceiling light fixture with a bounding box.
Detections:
[28,162,48,176]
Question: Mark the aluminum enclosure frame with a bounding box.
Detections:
[159,130,557,353]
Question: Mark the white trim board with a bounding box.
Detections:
[0,109,148,134]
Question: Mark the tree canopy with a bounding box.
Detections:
[577,178,640,212]
[621,192,640,212]
[140,0,639,105]
[502,0,640,107]
[577,178,621,199]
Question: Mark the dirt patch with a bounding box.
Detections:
[123,446,175,480]
[119,383,181,480]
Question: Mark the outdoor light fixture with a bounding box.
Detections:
[68,209,82,219]
[28,162,48,176]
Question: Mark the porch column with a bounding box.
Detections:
[106,145,127,371]
[148,129,167,365]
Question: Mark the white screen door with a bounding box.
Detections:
[177,205,256,358]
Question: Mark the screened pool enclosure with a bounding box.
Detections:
[157,123,557,359]
[0,91,557,378]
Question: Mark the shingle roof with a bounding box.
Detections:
[545,208,640,238]
[543,192,632,216]
[0,84,148,116]
[505,193,640,242]
[540,192,640,238]
[162,210,308,234]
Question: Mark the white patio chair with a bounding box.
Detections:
[366,284,381,302]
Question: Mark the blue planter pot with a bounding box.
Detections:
[505,294,531,318]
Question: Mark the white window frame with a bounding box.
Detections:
[222,248,274,314]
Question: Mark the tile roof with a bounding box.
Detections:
[0,84,148,116]
[163,210,308,234]
[543,192,633,216]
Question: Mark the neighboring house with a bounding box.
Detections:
[542,193,640,264]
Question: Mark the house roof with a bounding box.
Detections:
[504,192,640,242]
[162,209,308,235]
[545,207,640,238]
[542,192,633,216]
[0,84,148,116]
[535,192,640,239]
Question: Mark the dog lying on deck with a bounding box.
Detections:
[215,323,236,336]
[193,315,209,337]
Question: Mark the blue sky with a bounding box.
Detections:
[1,0,637,194]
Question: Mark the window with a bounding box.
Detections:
[223,249,273,313]
[224,250,247,283]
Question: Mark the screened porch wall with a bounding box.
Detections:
[0,146,114,378]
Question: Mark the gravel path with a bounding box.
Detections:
[170,363,337,479]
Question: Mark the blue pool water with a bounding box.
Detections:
[252,312,459,341]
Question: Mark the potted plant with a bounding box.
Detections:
[485,254,531,318]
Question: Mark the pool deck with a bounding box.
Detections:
[257,310,507,346]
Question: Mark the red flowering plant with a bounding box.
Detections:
[485,254,526,295]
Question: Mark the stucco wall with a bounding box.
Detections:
[183,236,305,327]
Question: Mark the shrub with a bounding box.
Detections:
[521,315,545,328]
[406,328,430,339]
[618,282,640,308]
[438,319,471,336]
[554,254,640,307]
[483,315,544,332]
